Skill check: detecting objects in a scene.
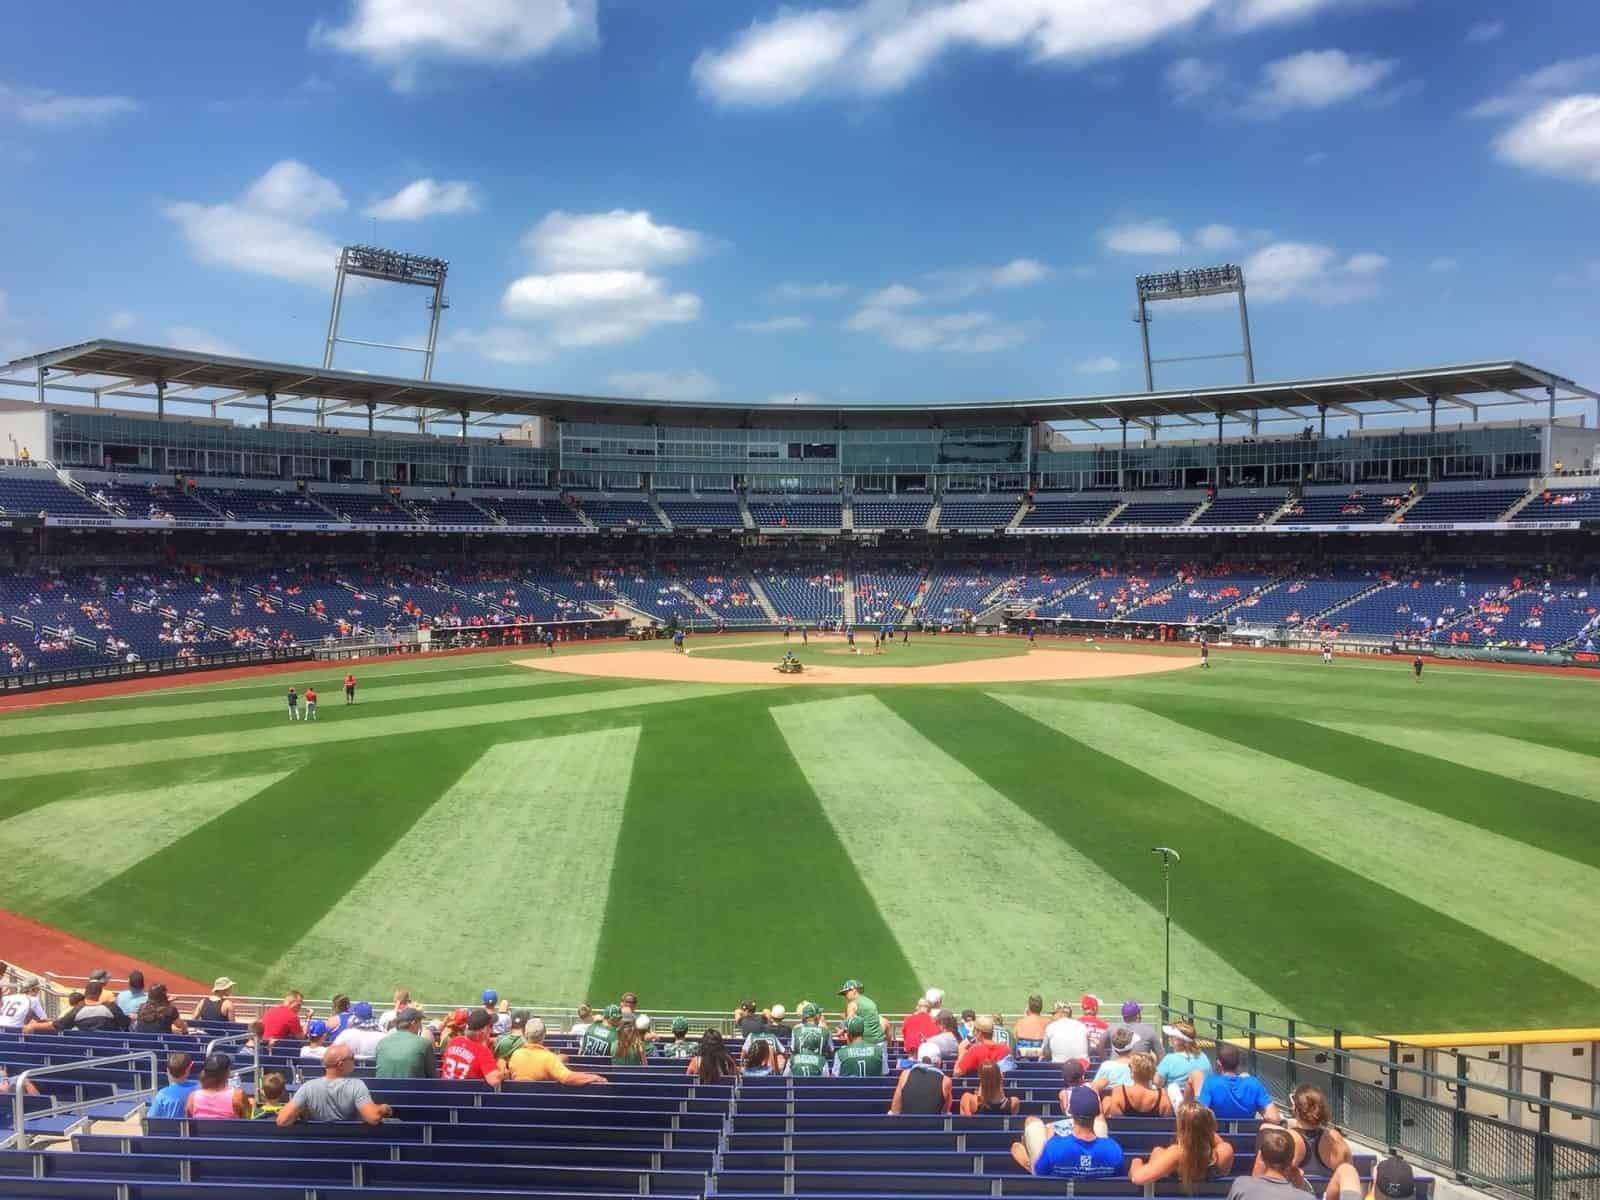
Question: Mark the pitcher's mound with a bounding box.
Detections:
[516,643,1195,686]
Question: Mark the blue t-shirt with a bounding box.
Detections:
[147,1080,199,1119]
[1035,1131,1125,1179]
[1093,1058,1134,1089]
[1156,1049,1210,1086]
[1198,1072,1273,1119]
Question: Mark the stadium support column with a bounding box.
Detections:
[366,402,375,435]
[1319,404,1327,438]
[460,409,468,441]
[155,380,165,420]
[1138,295,1153,391]
[1237,282,1255,384]
[266,390,275,431]
[1545,383,1557,474]
[1119,417,1128,491]
[1429,394,1437,434]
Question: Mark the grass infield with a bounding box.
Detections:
[1,638,1596,1031]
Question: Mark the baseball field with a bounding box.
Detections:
[2,635,1596,1032]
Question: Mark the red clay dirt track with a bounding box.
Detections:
[0,909,209,994]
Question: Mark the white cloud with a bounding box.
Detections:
[1194,223,1240,252]
[1168,57,1226,103]
[522,209,710,272]
[1493,94,1600,183]
[737,315,812,333]
[847,295,1036,353]
[311,0,597,90]
[1075,355,1121,374]
[1465,19,1505,44]
[1246,49,1397,115]
[1468,56,1600,119]
[607,369,717,401]
[1427,256,1458,273]
[1101,220,1185,255]
[860,283,925,308]
[1304,150,1328,166]
[365,178,481,220]
[927,257,1051,298]
[167,325,242,356]
[1219,0,1366,31]
[0,82,139,127]
[108,311,137,333]
[1242,240,1387,302]
[772,281,851,300]
[446,326,548,364]
[165,160,346,288]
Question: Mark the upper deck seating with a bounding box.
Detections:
[1400,488,1524,523]
[1018,495,1118,528]
[938,498,1020,529]
[854,499,933,528]
[750,500,842,530]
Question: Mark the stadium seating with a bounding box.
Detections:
[757,564,843,621]
[749,500,842,530]
[1125,567,1281,624]
[0,475,111,519]
[201,488,337,523]
[1319,569,1515,640]
[1514,487,1600,523]
[680,567,768,624]
[315,491,418,525]
[407,497,495,525]
[579,497,666,531]
[1432,574,1599,650]
[1280,488,1407,525]
[95,482,225,521]
[1037,568,1177,619]
[1017,495,1118,528]
[1399,488,1525,523]
[854,499,934,528]
[1110,500,1201,527]
[1199,492,1287,526]
[854,567,924,625]
[938,498,1021,529]
[659,499,744,529]
[1226,571,1382,630]
[919,566,1011,622]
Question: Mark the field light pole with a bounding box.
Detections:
[1151,847,1182,1004]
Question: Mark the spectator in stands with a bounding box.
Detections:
[1080,993,1109,1052]
[742,1039,778,1077]
[618,991,639,1020]
[441,1010,505,1085]
[743,1009,787,1072]
[1128,1101,1235,1192]
[1230,1125,1360,1200]
[0,979,53,1034]
[377,988,411,1032]
[580,1004,621,1056]
[1102,1052,1174,1117]
[1092,1028,1140,1091]
[734,999,765,1039]
[899,992,939,1057]
[376,1008,438,1079]
[1010,1085,1125,1179]
[916,1010,961,1064]
[836,1015,886,1077]
[1276,1085,1352,1174]
[300,1019,332,1062]
[615,1014,651,1065]
[890,1058,952,1114]
[277,1044,392,1126]
[187,1052,252,1119]
[132,984,188,1035]
[114,970,147,1018]
[1191,1043,1281,1123]
[659,1017,699,1060]
[956,1015,1012,1076]
[1113,1000,1160,1055]
[1157,1020,1210,1108]
[568,1004,595,1036]
[507,1017,607,1086]
[495,1009,531,1062]
[333,1001,385,1059]
[959,1059,1020,1115]
[189,978,235,1025]
[252,1073,289,1122]
[1370,1156,1416,1200]
[1043,1000,1089,1066]
[787,1004,833,1076]
[478,989,501,1032]
[1056,1060,1088,1114]
[1014,994,1050,1058]
[688,1028,739,1082]
[146,1052,199,1119]
[837,979,886,1047]
[433,1007,469,1051]
[53,979,129,1033]
[327,995,353,1038]
[259,990,304,1042]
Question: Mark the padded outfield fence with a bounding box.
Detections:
[1163,995,1600,1200]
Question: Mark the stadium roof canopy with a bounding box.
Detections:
[3,339,1597,433]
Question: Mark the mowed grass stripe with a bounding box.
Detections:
[0,670,572,739]
[4,772,294,907]
[888,690,1589,1030]
[587,693,918,1009]
[266,728,640,1001]
[0,681,749,781]
[997,694,1600,995]
[1139,703,1600,870]
[1312,720,1600,808]
[771,693,1282,1012]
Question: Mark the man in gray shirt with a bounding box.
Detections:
[276,1045,392,1126]
[1110,1000,1160,1056]
[1226,1126,1360,1200]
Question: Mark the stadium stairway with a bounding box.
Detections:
[841,568,858,625]
[1384,490,1424,524]
[1205,569,1297,624]
[738,494,756,529]
[1498,485,1539,522]
[1004,501,1028,531]
[925,498,942,530]
[1184,498,1211,526]
[670,579,720,623]
[1292,578,1393,630]
[648,495,674,531]
[1262,494,1299,526]
[1098,500,1129,527]
[842,497,854,531]
[53,467,122,518]
[744,573,782,622]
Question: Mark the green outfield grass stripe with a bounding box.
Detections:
[585,693,918,1009]
[1312,720,1600,807]
[265,727,640,1000]
[0,681,749,782]
[996,693,1600,993]
[0,671,572,738]
[771,694,1284,1012]
[3,771,294,906]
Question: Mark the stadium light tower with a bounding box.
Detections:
[322,245,451,379]
[1134,265,1254,392]
[1151,847,1181,1006]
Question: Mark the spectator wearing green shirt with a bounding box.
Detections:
[788,1004,834,1077]
[494,1010,532,1064]
[836,1016,886,1077]
[836,979,885,1044]
[581,1005,621,1057]
[658,1017,699,1059]
[375,1008,438,1079]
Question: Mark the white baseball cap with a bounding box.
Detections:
[924,987,944,1006]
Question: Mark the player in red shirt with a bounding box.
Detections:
[303,686,318,722]
[441,1010,504,1085]
[344,673,356,704]
[259,991,305,1042]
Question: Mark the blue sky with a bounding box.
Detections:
[2,0,1598,421]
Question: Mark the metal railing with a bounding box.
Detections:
[5,1050,159,1151]
[1162,995,1600,1200]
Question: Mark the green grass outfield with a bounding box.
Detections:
[3,638,1597,1032]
